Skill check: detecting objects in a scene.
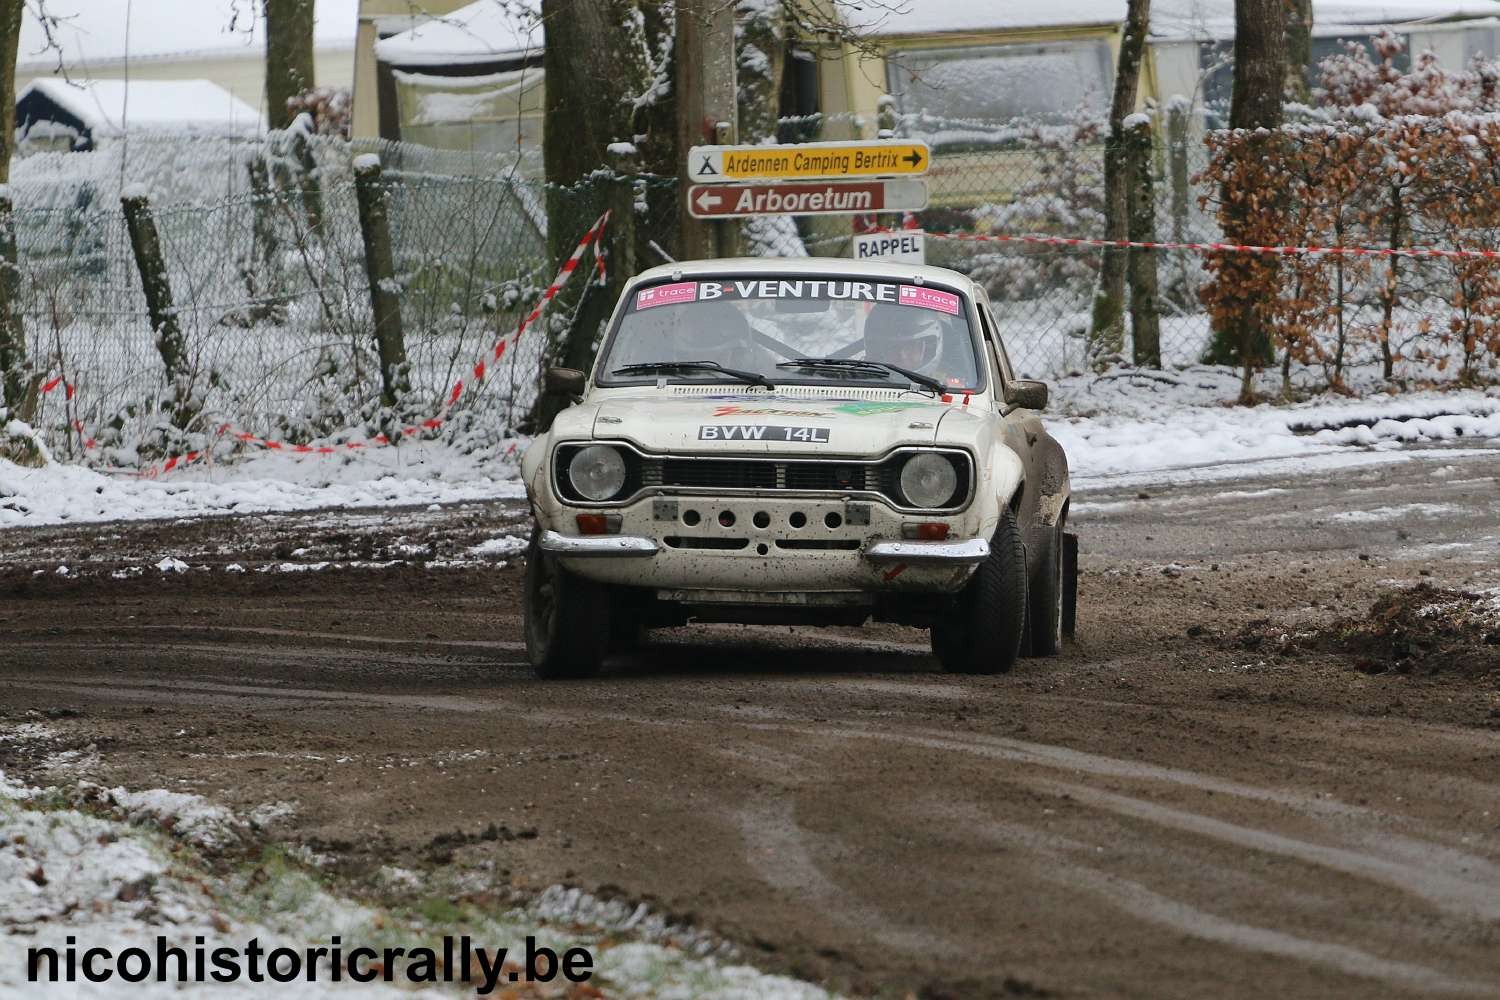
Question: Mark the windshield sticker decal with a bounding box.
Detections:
[898,285,961,315]
[699,279,899,302]
[636,282,699,310]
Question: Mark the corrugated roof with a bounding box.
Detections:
[374,0,542,67]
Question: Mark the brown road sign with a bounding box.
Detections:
[687,179,929,219]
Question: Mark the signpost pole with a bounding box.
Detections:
[676,0,739,260]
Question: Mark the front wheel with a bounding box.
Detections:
[1025,523,1064,657]
[523,528,610,679]
[930,512,1028,675]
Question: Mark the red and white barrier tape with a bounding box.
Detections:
[893,228,1500,261]
[442,210,610,414]
[42,213,610,478]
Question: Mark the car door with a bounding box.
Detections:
[974,292,1070,538]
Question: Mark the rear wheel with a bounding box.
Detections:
[523,528,610,679]
[931,512,1028,675]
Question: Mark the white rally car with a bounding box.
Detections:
[519,258,1075,678]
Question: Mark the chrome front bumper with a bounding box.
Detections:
[540,530,990,565]
[538,530,660,557]
[863,538,991,564]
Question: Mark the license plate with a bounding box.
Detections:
[698,424,830,443]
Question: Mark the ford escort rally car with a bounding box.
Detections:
[520,258,1075,678]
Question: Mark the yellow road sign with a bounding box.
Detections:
[688,140,930,183]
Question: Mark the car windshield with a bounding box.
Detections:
[597,276,983,392]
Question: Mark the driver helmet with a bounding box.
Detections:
[863,304,942,373]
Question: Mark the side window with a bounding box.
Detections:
[974,301,1013,390]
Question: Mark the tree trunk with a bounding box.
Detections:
[737,2,802,256]
[264,0,316,130]
[1125,117,1162,368]
[1210,0,1285,401]
[1087,0,1151,365]
[122,194,195,430]
[352,156,408,413]
[1284,0,1314,102]
[0,0,31,417]
[530,0,664,431]
[677,0,739,260]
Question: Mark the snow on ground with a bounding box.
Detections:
[5,370,1500,530]
[1051,370,1500,487]
[1,747,838,998]
[0,439,525,528]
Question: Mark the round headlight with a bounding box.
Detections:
[567,445,628,501]
[899,452,959,509]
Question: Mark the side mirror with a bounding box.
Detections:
[1009,379,1049,411]
[544,367,586,397]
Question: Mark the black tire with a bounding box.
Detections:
[523,528,610,679]
[931,511,1028,675]
[1025,523,1064,657]
[608,604,644,653]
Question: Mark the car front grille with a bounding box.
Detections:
[638,454,958,510]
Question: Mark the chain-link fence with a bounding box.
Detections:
[9,109,1488,463]
[10,132,556,461]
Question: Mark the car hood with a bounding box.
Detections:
[589,392,955,455]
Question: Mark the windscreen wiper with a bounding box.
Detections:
[612,360,775,390]
[776,357,945,394]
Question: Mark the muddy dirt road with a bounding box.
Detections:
[3,448,1499,998]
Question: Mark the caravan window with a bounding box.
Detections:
[886,41,1113,129]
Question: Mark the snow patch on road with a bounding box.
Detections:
[1330,503,1464,523]
[469,534,529,558]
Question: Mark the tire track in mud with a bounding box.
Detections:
[771,722,1500,922]
[959,817,1494,995]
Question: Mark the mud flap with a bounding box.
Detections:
[1061,531,1078,639]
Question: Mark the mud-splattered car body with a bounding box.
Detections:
[520,258,1074,677]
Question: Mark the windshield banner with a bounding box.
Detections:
[632,277,966,319]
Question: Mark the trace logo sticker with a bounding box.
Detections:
[898,284,961,315]
[636,282,698,310]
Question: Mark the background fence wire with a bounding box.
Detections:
[8,110,1469,462]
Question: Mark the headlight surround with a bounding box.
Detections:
[899,452,961,509]
[567,445,628,502]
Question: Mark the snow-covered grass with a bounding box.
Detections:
[0,438,525,528]
[1050,368,1500,486]
[1,733,838,999]
[6,363,1500,531]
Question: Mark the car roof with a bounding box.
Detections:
[630,257,982,294]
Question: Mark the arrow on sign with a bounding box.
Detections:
[903,150,923,168]
[695,189,723,213]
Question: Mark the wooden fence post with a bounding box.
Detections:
[0,188,35,419]
[352,154,408,411]
[1125,116,1162,368]
[121,191,195,429]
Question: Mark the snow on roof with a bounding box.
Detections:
[374,0,543,67]
[18,78,266,137]
[847,0,1500,39]
[15,0,359,70]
